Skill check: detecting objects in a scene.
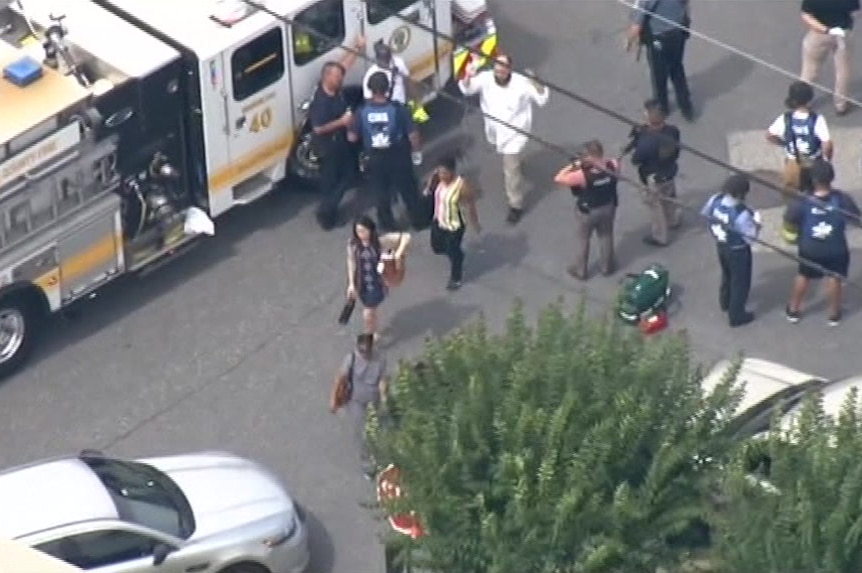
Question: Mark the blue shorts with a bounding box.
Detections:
[359,286,386,309]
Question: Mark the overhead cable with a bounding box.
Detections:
[240,0,862,289]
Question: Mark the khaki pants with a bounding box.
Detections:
[501,152,525,210]
[571,204,616,278]
[644,178,681,245]
[801,30,852,111]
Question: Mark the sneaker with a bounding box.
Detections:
[505,208,523,225]
[785,306,801,323]
[828,312,842,326]
[446,280,462,291]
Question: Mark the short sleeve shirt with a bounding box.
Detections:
[341,350,387,404]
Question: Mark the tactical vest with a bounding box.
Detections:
[708,194,750,249]
[783,112,821,159]
[576,161,618,209]
[360,102,400,151]
[801,193,845,250]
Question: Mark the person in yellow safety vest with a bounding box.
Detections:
[362,42,429,124]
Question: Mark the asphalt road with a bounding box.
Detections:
[3,2,862,573]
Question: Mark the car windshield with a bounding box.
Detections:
[728,379,825,438]
[81,456,195,539]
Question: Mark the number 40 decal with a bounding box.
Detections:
[250,107,273,133]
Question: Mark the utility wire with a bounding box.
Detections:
[375,0,862,226]
[240,0,862,289]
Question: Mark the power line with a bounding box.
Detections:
[374,0,862,226]
[240,0,862,291]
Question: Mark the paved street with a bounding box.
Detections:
[3,2,862,572]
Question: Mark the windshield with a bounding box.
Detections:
[81,456,195,539]
[729,379,825,438]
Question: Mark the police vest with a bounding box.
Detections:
[575,161,618,209]
[708,194,750,249]
[360,102,401,151]
[783,112,821,159]
[801,193,845,249]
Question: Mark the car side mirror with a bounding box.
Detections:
[152,544,172,566]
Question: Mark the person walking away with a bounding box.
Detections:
[766,81,832,199]
[426,155,481,290]
[350,72,422,232]
[701,174,761,328]
[458,54,549,225]
[363,42,429,123]
[330,334,389,479]
[784,159,860,325]
[309,36,366,230]
[345,215,412,338]
[631,99,682,246]
[554,140,619,280]
[627,0,694,121]
[800,0,859,115]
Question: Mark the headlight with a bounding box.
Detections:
[262,514,298,548]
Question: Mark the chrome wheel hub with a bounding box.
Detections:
[0,309,25,362]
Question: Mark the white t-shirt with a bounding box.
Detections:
[767,111,830,158]
[362,56,410,104]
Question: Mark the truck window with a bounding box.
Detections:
[368,0,416,25]
[292,0,345,67]
[231,27,286,101]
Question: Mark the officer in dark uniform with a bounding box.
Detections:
[701,174,761,328]
[627,0,694,121]
[349,71,422,231]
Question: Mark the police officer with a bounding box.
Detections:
[766,81,833,198]
[784,159,861,326]
[701,174,762,328]
[630,99,682,246]
[349,71,422,231]
[627,0,694,121]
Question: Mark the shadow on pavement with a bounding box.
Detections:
[305,510,336,573]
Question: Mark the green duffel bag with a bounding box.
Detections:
[617,263,671,324]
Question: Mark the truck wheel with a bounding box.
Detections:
[289,132,321,183]
[0,293,39,379]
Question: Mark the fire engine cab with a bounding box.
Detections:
[0,0,496,377]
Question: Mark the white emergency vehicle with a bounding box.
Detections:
[0,0,497,377]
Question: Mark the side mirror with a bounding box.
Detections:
[152,544,172,566]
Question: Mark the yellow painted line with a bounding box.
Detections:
[33,267,59,291]
[208,133,294,193]
[60,233,118,285]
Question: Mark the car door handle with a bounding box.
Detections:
[402,9,420,23]
[185,564,210,572]
[235,116,246,129]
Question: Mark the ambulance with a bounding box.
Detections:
[0,0,497,377]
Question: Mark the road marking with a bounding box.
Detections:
[727,127,862,253]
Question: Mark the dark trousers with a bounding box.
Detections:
[646,30,692,114]
[316,143,356,229]
[431,222,466,282]
[366,147,420,231]
[717,245,752,325]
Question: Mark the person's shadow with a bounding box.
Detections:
[463,231,530,281]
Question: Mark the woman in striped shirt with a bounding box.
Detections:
[425,156,481,290]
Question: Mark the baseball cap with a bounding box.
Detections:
[809,158,835,186]
[374,41,392,65]
[785,81,814,108]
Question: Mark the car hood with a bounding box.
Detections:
[140,452,294,540]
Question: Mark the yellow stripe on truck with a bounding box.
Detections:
[60,233,119,285]
[453,33,498,76]
[208,133,294,194]
[408,44,454,80]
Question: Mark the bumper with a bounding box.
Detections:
[453,31,498,80]
[267,516,311,573]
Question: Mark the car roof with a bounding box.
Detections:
[702,358,822,415]
[0,458,117,539]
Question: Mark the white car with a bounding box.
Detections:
[0,450,309,573]
[702,358,861,437]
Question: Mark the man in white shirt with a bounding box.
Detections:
[363,42,411,104]
[765,81,833,196]
[458,54,549,224]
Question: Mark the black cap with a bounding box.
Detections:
[722,173,750,198]
[809,158,835,186]
[785,81,814,109]
[374,40,392,65]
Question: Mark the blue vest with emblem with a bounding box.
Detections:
[360,101,400,152]
[708,194,749,249]
[801,193,845,250]
[783,112,821,159]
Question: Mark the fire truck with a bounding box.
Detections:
[0,0,497,377]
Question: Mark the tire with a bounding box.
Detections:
[0,292,40,379]
[220,563,270,573]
